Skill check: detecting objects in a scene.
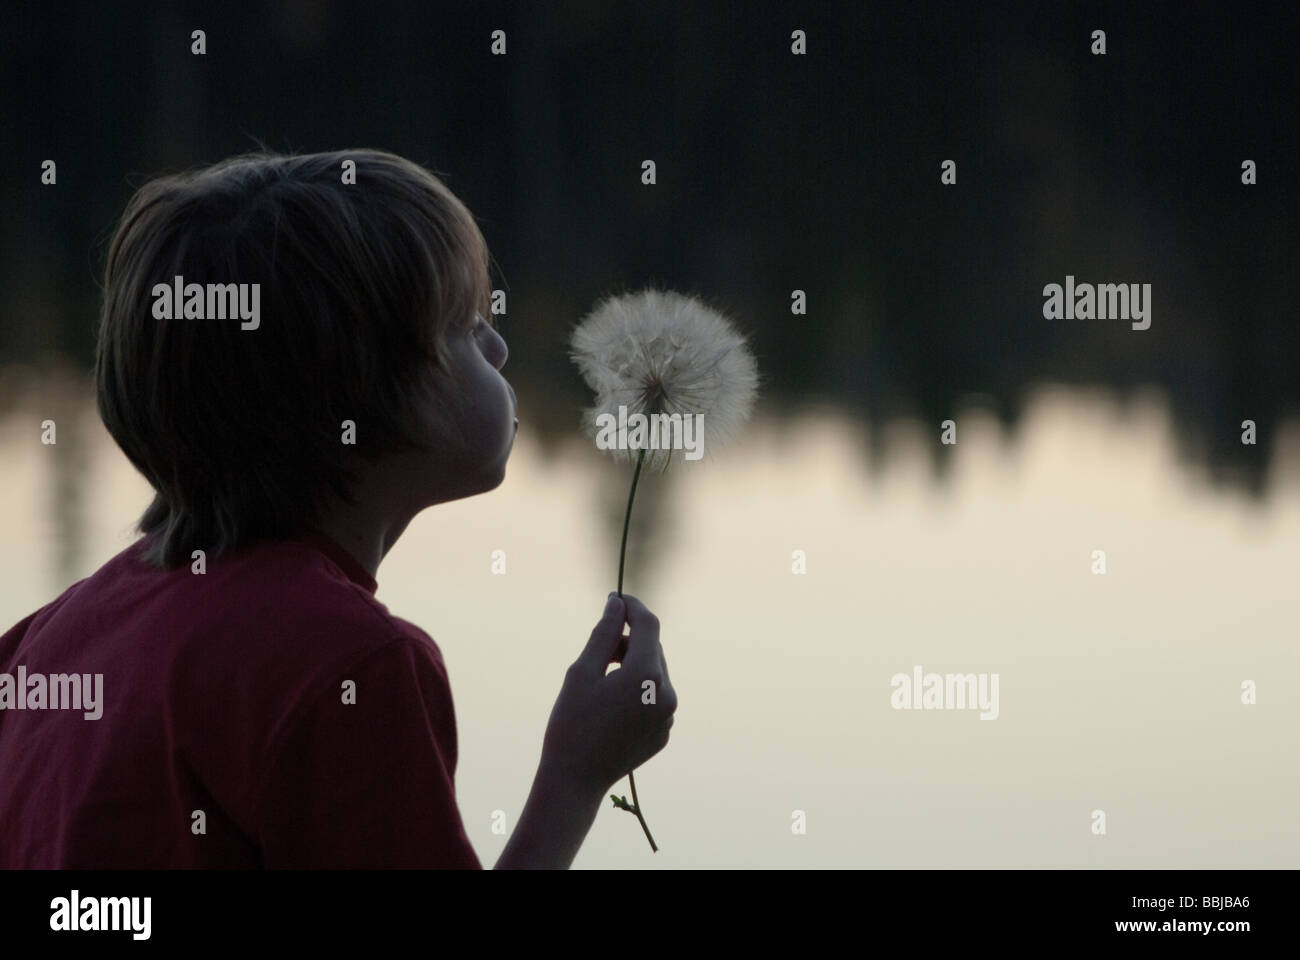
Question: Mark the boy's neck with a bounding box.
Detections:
[311,487,415,581]
[311,522,384,581]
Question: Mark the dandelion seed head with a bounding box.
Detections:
[569,288,759,464]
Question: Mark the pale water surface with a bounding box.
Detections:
[2,380,1298,868]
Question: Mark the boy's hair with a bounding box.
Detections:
[96,149,494,570]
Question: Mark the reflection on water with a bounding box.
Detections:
[2,373,1298,868]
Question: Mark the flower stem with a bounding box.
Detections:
[614,447,658,852]
[616,447,646,597]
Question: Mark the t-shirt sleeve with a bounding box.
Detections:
[254,636,482,868]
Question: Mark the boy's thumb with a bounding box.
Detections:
[576,592,626,672]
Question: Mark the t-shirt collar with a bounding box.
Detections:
[298,528,379,595]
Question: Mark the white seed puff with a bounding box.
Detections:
[569,288,759,464]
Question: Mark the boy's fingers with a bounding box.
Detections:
[575,593,626,673]
[620,594,662,675]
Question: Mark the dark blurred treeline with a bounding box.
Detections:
[3,0,1297,492]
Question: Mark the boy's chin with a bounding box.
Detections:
[478,457,509,493]
[428,456,509,505]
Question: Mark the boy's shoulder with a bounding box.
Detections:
[0,532,458,859]
[3,532,443,689]
[182,532,444,675]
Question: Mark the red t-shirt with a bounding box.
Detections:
[0,530,482,869]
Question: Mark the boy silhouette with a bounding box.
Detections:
[0,149,676,868]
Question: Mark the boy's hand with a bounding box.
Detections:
[540,593,677,795]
